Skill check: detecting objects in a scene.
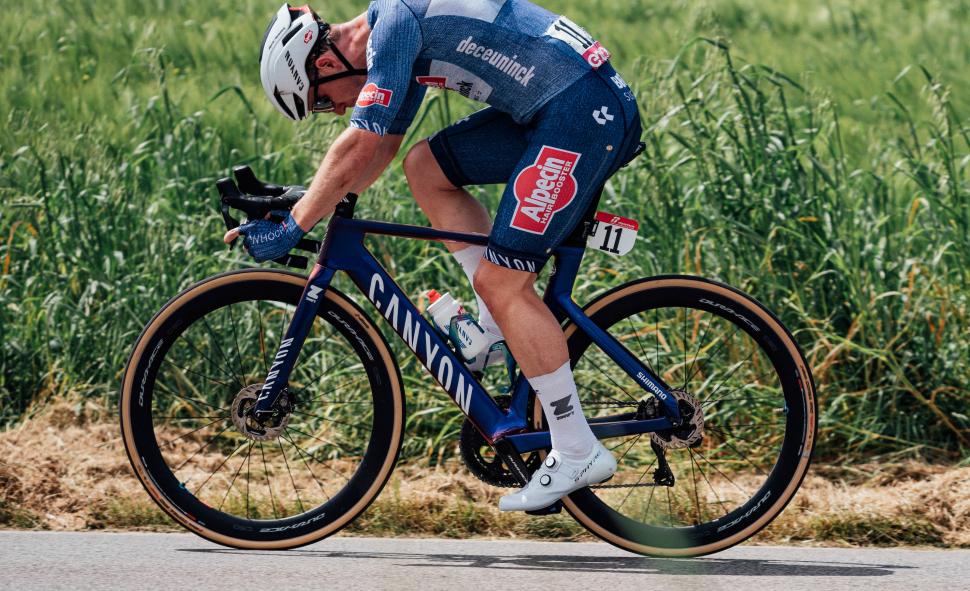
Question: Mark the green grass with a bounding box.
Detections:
[85,497,176,530]
[1,0,968,462]
[808,513,946,547]
[0,497,45,529]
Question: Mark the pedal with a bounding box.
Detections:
[526,501,563,516]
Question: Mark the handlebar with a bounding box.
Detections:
[215,165,321,270]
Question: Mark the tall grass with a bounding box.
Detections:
[0,0,967,460]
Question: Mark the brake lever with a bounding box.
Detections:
[216,175,319,265]
[216,178,243,249]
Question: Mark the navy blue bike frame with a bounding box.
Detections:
[253,209,681,454]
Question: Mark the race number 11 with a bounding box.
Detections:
[588,212,639,256]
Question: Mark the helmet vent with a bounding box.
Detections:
[280,22,305,46]
[273,87,297,120]
[293,95,306,120]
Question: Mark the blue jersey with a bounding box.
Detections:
[349,0,615,137]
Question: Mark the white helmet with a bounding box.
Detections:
[258,4,366,121]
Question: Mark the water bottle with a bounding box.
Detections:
[426,289,488,360]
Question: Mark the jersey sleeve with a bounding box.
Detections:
[349,0,424,137]
[387,81,428,135]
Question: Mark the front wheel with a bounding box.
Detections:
[550,275,817,557]
[120,269,405,549]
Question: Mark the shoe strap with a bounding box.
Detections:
[542,451,562,472]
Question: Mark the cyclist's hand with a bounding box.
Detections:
[231,210,306,262]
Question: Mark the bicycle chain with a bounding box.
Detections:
[590,482,669,489]
[582,401,638,409]
[583,399,673,489]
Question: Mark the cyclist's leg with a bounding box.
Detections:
[403,149,490,241]
[479,65,641,376]
[475,67,642,509]
[404,108,529,336]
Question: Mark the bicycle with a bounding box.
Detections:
[120,155,817,556]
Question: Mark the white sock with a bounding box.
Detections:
[452,245,504,338]
[529,361,597,459]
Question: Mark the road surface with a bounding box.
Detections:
[0,531,965,590]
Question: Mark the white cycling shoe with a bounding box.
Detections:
[499,441,616,512]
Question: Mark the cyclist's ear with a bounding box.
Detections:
[314,52,339,74]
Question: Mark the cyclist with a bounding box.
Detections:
[228,1,643,511]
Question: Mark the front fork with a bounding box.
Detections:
[252,263,336,419]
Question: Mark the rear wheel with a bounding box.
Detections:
[544,275,816,556]
[120,269,404,549]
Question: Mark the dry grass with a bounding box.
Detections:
[1,399,967,547]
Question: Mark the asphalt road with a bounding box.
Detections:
[0,531,966,591]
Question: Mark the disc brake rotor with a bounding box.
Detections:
[231,384,293,441]
[650,389,705,450]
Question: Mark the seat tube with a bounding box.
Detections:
[252,263,336,417]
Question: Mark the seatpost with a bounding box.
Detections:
[562,186,603,247]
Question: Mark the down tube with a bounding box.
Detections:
[343,253,527,441]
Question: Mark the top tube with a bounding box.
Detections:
[344,218,491,247]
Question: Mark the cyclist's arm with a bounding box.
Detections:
[291,1,423,230]
[220,128,396,247]
[347,80,426,195]
[350,133,404,195]
[289,127,399,229]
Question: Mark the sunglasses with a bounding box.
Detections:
[310,86,336,114]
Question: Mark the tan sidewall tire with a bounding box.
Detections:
[119,270,404,549]
[538,276,816,557]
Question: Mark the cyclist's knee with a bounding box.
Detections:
[402,141,426,181]
[404,140,456,193]
[473,261,534,307]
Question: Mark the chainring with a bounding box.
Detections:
[459,395,541,487]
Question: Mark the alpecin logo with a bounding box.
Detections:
[356,83,393,108]
[416,76,447,88]
[511,146,582,235]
